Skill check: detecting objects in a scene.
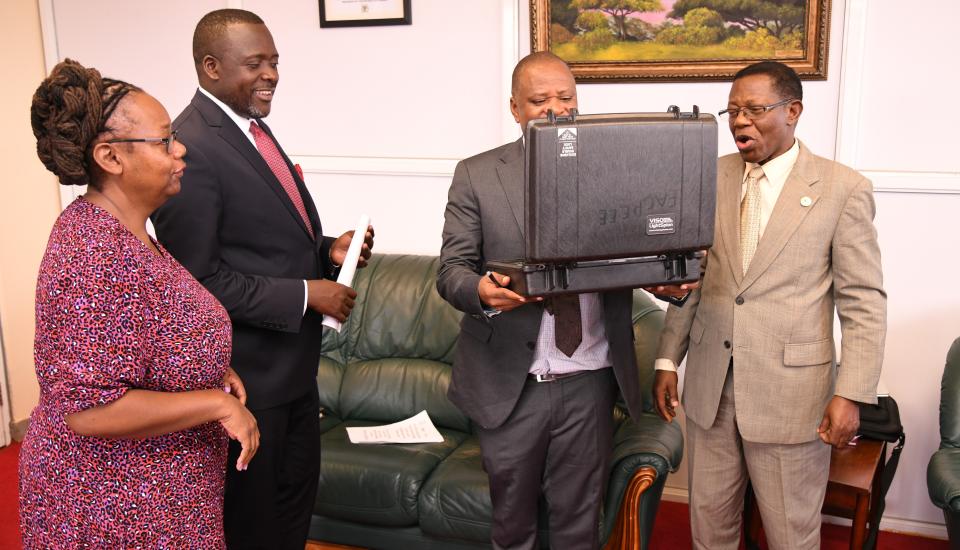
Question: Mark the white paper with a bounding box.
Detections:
[346,410,444,445]
[322,214,371,333]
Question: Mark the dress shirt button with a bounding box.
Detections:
[735,296,744,305]
[723,340,731,349]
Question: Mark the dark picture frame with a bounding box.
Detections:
[531,0,830,82]
[319,0,412,28]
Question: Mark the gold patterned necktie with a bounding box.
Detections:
[740,166,764,275]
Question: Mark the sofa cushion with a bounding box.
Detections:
[417,438,492,542]
[339,358,471,433]
[321,255,463,364]
[317,422,468,526]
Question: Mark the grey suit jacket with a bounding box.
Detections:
[656,142,886,444]
[437,139,644,430]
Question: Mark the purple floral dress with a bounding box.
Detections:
[19,198,232,548]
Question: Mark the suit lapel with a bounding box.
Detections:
[740,143,822,290]
[495,139,525,239]
[192,92,314,241]
[717,158,746,285]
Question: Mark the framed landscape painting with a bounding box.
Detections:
[531,0,830,82]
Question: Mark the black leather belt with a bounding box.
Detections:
[527,371,589,383]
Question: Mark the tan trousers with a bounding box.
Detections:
[687,368,831,550]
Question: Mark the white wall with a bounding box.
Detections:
[38,0,959,537]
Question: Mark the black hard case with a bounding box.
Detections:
[490,108,717,297]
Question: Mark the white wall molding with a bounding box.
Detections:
[867,170,960,195]
[834,0,868,166]
[500,0,521,144]
[290,155,457,179]
[662,487,949,541]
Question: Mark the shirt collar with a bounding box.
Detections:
[743,138,800,186]
[198,86,258,133]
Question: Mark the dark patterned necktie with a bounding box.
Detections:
[250,120,314,238]
[549,294,582,357]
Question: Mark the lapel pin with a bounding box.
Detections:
[800,196,813,207]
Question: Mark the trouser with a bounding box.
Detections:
[476,368,616,550]
[687,367,831,550]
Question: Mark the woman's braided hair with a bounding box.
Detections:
[31,59,141,187]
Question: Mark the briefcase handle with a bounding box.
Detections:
[668,105,700,119]
[547,108,578,124]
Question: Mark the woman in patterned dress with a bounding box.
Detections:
[19,59,260,548]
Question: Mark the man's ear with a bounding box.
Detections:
[90,142,123,177]
[509,96,520,123]
[201,54,220,82]
[786,100,803,126]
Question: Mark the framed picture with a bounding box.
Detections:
[320,0,412,28]
[531,0,830,82]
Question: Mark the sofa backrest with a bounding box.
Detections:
[317,254,665,432]
[940,337,960,449]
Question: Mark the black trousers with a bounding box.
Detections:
[476,368,616,550]
[224,387,322,550]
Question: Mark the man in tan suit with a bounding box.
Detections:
[651,61,886,549]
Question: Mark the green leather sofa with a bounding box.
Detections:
[309,254,683,549]
[928,337,960,544]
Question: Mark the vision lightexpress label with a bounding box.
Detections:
[646,214,676,235]
[558,128,577,158]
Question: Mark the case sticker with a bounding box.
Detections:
[558,128,577,158]
[646,214,676,235]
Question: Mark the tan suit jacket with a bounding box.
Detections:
[657,142,886,444]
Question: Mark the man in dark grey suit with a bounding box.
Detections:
[152,9,371,550]
[436,52,645,550]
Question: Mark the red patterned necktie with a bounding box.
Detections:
[249,120,314,238]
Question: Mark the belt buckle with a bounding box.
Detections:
[534,373,552,383]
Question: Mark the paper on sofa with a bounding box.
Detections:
[346,410,444,444]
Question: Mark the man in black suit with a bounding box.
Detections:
[436,52,644,550]
[152,9,372,549]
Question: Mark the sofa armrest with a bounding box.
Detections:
[600,412,683,549]
[928,448,960,511]
[612,412,684,470]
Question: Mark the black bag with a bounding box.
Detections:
[857,396,905,550]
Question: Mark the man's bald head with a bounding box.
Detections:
[511,52,570,97]
[509,52,577,131]
[192,9,265,72]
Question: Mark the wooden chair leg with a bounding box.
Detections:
[603,466,658,550]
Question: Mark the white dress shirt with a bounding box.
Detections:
[654,139,800,373]
[529,293,612,375]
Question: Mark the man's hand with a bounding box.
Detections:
[221,367,248,406]
[330,225,375,268]
[653,370,680,422]
[479,272,541,313]
[643,280,700,299]
[817,395,860,448]
[306,279,357,321]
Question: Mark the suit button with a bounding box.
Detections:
[723,340,731,349]
[526,342,535,350]
[735,296,744,305]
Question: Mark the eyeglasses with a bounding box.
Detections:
[106,131,179,154]
[718,98,797,120]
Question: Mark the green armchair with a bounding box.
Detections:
[309,254,683,549]
[928,337,960,544]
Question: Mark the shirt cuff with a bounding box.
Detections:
[303,280,309,316]
[654,358,678,372]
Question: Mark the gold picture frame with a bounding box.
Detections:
[531,0,830,82]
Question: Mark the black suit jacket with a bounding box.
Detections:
[437,140,644,430]
[153,90,336,410]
